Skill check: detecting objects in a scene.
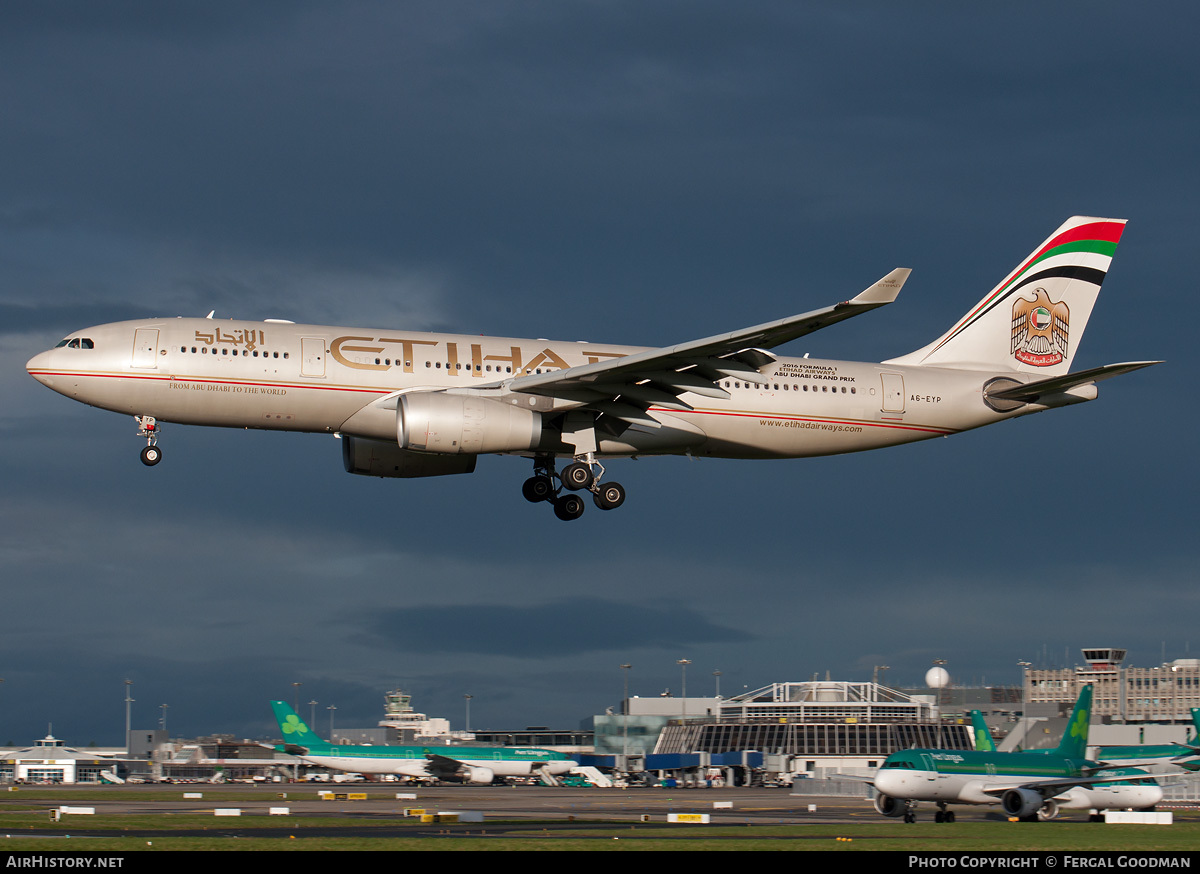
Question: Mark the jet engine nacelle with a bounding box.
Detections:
[1001,788,1045,819]
[874,793,906,817]
[463,766,494,784]
[342,435,477,478]
[399,392,543,455]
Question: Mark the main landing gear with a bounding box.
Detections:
[136,416,162,466]
[933,803,956,823]
[522,455,626,521]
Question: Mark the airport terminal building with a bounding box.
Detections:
[596,680,972,778]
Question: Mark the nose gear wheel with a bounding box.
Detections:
[136,416,162,466]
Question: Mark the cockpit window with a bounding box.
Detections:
[56,338,94,349]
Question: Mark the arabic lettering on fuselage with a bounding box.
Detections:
[194,328,266,352]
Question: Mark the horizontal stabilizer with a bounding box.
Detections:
[985,361,1161,404]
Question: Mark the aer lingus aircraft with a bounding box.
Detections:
[1092,707,1200,772]
[26,217,1158,520]
[268,701,576,783]
[873,687,1164,822]
[972,706,1200,771]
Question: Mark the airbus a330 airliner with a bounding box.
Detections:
[26,217,1158,520]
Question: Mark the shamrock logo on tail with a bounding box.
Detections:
[1069,707,1089,741]
[282,714,309,737]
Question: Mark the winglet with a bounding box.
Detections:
[848,268,910,306]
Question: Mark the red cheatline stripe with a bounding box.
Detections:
[28,370,391,395]
[36,370,957,437]
[654,406,956,436]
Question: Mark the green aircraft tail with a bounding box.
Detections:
[270,700,331,751]
[1052,684,1093,759]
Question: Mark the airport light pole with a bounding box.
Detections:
[678,659,691,724]
[159,703,168,734]
[620,664,632,758]
[464,694,473,733]
[308,700,318,728]
[713,670,721,699]
[292,682,302,713]
[928,660,949,748]
[124,680,134,753]
[327,705,336,740]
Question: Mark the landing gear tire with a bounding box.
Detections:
[522,475,555,503]
[140,445,162,466]
[903,811,916,823]
[593,482,626,510]
[560,462,594,491]
[553,493,586,521]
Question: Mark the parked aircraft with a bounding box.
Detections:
[1093,707,1200,772]
[267,701,576,783]
[972,706,1200,770]
[26,217,1158,520]
[872,687,1164,822]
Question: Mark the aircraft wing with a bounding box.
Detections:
[424,753,471,780]
[979,771,1167,798]
[505,269,909,419]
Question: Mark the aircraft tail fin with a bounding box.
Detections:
[886,217,1126,376]
[1053,685,1094,759]
[970,710,997,752]
[270,700,330,751]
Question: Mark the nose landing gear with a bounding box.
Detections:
[522,455,627,521]
[136,416,162,466]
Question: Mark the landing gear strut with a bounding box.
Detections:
[136,416,162,466]
[521,455,627,521]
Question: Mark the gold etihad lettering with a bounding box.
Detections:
[329,335,626,376]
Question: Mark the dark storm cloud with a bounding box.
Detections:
[365,598,754,657]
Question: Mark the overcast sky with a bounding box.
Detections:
[2,1,1197,745]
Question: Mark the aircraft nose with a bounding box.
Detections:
[874,770,903,796]
[26,350,55,386]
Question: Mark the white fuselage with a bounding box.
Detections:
[874,766,1162,811]
[298,752,575,778]
[26,317,1037,461]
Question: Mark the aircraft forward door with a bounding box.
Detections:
[880,372,905,414]
[301,337,327,378]
[132,328,160,369]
